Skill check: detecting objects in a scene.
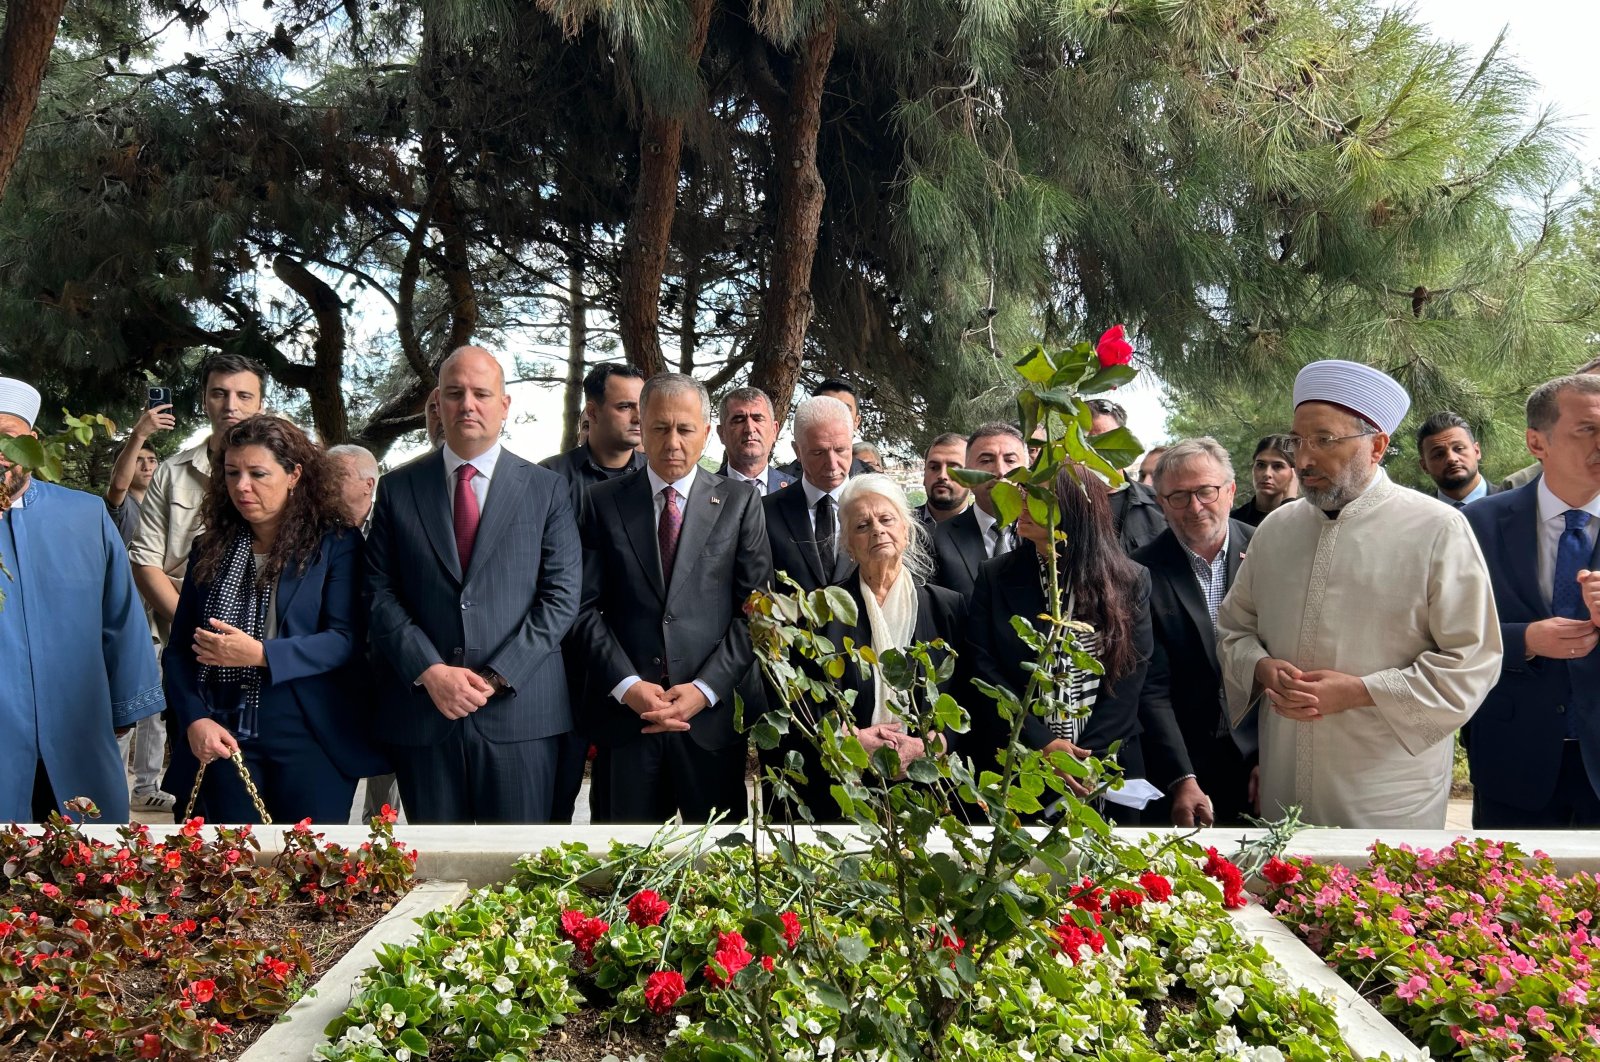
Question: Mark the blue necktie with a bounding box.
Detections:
[1552,509,1592,739]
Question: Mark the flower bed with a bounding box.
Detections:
[0,800,418,1059]
[1266,838,1600,1061]
[317,836,1377,1061]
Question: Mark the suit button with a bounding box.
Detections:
[652,656,662,666]
[461,601,472,610]
[1556,704,1567,714]
[664,614,674,624]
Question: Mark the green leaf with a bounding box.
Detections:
[949,467,996,488]
[1087,426,1144,470]
[836,934,869,965]
[1080,364,1138,394]
[0,435,46,470]
[822,584,858,626]
[1013,344,1055,385]
[989,480,1023,526]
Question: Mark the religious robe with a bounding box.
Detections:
[0,480,164,822]
[1216,470,1501,828]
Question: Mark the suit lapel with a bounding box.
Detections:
[955,510,986,583]
[414,452,462,584]
[621,471,668,603]
[1164,539,1218,663]
[779,486,828,586]
[666,473,722,604]
[464,455,528,580]
[1501,489,1548,618]
[274,555,309,622]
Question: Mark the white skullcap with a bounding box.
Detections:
[1292,359,1410,436]
[0,378,41,428]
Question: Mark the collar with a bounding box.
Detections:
[176,439,212,475]
[646,462,698,499]
[7,479,37,509]
[1321,467,1389,520]
[1440,475,1489,506]
[725,463,768,485]
[801,477,845,508]
[443,442,503,481]
[1536,475,1600,526]
[1180,528,1230,569]
[973,505,998,537]
[583,443,644,475]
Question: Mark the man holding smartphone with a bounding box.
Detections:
[105,395,178,812]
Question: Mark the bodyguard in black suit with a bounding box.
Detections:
[1132,439,1258,826]
[575,373,773,823]
[766,395,859,593]
[1463,376,1600,827]
[366,347,583,823]
[931,423,1029,598]
[1415,411,1503,509]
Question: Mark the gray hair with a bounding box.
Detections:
[1153,437,1235,490]
[1527,374,1600,434]
[326,443,380,481]
[717,386,773,423]
[641,372,711,423]
[793,395,853,442]
[837,473,933,584]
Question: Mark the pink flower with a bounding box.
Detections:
[1394,974,1428,1003]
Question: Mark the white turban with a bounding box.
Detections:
[1292,360,1410,436]
[0,378,41,428]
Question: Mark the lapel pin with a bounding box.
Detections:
[709,496,721,505]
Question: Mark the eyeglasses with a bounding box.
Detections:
[1281,430,1375,456]
[1160,484,1227,508]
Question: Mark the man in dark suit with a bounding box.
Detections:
[366,346,582,823]
[1134,438,1257,826]
[540,362,648,824]
[930,422,1028,598]
[766,395,858,592]
[913,432,970,529]
[576,373,772,822]
[715,386,795,497]
[1416,411,1501,509]
[1464,374,1600,828]
[780,378,874,479]
[1088,398,1168,554]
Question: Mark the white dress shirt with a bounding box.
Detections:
[800,477,846,563]
[972,505,1014,558]
[442,442,503,516]
[724,464,769,497]
[612,464,718,708]
[1535,476,1600,609]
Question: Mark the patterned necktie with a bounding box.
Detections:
[991,524,1015,557]
[658,486,682,586]
[815,494,836,567]
[1553,509,1592,620]
[453,463,481,571]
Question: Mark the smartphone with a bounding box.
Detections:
[146,386,172,409]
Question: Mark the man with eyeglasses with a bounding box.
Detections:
[1134,439,1257,827]
[1216,360,1501,829]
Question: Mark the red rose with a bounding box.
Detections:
[704,931,754,988]
[627,889,670,928]
[1262,857,1301,886]
[762,955,776,972]
[1095,325,1134,368]
[780,910,802,949]
[644,969,686,1014]
[1108,888,1144,913]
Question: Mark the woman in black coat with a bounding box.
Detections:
[963,464,1152,821]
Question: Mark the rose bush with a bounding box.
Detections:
[1266,838,1600,1060]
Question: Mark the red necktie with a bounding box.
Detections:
[454,463,481,571]
[658,486,682,586]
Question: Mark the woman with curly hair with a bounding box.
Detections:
[163,415,387,822]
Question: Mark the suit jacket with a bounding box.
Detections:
[165,528,388,780]
[365,447,583,746]
[930,506,989,599]
[764,479,857,593]
[1463,482,1600,811]
[1111,482,1168,555]
[1132,521,1256,789]
[716,460,797,495]
[963,544,1153,762]
[575,468,773,750]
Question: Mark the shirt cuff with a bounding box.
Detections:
[693,679,718,707]
[612,675,642,703]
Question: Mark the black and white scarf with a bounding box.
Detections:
[198,528,270,740]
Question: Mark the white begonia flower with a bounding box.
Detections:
[1214,984,1246,1017]
[1246,1047,1285,1062]
[1025,979,1044,1004]
[1017,1047,1036,1061]
[495,997,513,1016]
[804,1017,823,1035]
[1215,1026,1243,1053]
[492,975,513,994]
[504,954,520,974]
[819,1035,837,1056]
[782,1016,800,1038]
[395,1049,411,1062]
[784,1051,809,1062]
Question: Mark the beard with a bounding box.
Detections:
[1436,465,1476,490]
[927,487,965,512]
[1298,460,1375,511]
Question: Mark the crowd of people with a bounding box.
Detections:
[1,345,1598,832]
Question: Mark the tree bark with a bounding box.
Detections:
[561,237,587,452]
[0,0,68,204]
[746,5,838,423]
[616,0,714,377]
[270,255,349,445]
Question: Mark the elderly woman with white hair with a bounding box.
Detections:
[773,473,967,821]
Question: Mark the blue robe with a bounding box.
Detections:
[0,480,163,822]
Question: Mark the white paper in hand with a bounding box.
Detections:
[1102,778,1164,810]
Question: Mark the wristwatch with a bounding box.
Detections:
[481,669,511,696]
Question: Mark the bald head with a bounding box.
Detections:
[436,345,510,459]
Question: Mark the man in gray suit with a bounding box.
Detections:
[575,373,772,822]
[365,346,582,823]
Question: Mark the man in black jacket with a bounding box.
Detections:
[766,395,858,593]
[930,423,1028,598]
[1089,399,1168,554]
[1133,438,1257,826]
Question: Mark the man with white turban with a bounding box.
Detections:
[0,378,164,822]
[1216,360,1502,827]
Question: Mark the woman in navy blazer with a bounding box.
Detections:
[163,416,386,823]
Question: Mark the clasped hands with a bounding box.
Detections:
[853,721,935,778]
[193,618,266,669]
[1528,569,1600,661]
[1254,657,1372,722]
[622,681,711,734]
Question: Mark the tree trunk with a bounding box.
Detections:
[746,6,838,423]
[561,238,587,452]
[616,0,713,377]
[270,255,349,444]
[0,0,68,204]
[678,257,699,374]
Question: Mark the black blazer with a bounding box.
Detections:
[165,528,388,782]
[963,544,1153,764]
[575,468,773,750]
[1111,482,1168,555]
[1464,482,1600,812]
[1132,521,1256,789]
[764,480,855,593]
[365,448,583,746]
[930,506,988,599]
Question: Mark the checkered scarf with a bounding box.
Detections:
[198,528,269,740]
